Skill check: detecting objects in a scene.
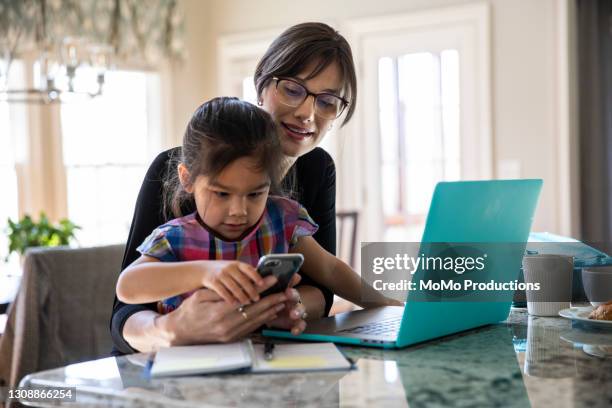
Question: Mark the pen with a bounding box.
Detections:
[144,352,156,379]
[264,341,275,361]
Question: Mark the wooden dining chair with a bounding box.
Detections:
[331,211,360,316]
[336,211,359,269]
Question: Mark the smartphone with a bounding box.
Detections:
[257,254,304,297]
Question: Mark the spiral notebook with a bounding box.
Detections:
[149,340,352,377]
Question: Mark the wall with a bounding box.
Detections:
[167,0,577,236]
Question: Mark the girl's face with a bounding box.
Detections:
[179,156,271,241]
[261,60,344,158]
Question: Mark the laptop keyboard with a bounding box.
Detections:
[339,317,402,336]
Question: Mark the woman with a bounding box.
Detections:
[110,22,357,354]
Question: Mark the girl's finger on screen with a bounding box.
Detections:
[221,275,251,305]
[230,268,260,302]
[237,262,264,285]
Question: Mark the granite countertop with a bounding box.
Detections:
[17,307,612,407]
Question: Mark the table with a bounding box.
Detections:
[15,308,612,407]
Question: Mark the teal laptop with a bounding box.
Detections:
[263,179,543,348]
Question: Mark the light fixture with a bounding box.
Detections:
[0,38,112,104]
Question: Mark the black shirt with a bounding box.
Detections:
[110,146,336,355]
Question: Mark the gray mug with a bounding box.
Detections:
[522,255,573,316]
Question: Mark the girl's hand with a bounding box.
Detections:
[265,274,308,335]
[201,260,264,305]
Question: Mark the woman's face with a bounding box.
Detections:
[261,61,344,158]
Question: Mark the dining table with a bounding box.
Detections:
[11,305,612,407]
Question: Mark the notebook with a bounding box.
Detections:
[150,341,352,377]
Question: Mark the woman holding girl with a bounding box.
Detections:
[110,22,383,354]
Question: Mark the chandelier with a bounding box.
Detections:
[0,0,184,104]
[0,38,113,104]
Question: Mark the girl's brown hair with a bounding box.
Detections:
[254,22,357,126]
[163,97,285,218]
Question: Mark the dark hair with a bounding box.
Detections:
[254,22,357,126]
[164,97,285,218]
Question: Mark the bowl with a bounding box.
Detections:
[582,266,612,306]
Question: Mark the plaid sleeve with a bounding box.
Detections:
[136,227,178,262]
[290,204,319,247]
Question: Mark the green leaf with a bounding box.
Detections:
[4,213,81,261]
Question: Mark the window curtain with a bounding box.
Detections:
[577,0,612,253]
[0,0,184,69]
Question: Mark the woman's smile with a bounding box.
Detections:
[281,121,315,142]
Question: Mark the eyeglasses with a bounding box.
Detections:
[272,77,349,120]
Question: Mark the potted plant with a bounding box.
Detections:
[5,212,80,262]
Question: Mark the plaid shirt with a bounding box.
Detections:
[137,196,318,313]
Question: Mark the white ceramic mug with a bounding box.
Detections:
[522,254,573,316]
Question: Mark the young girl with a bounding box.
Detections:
[116,97,398,316]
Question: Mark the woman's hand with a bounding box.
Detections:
[158,274,286,345]
[265,274,309,335]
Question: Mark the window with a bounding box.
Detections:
[0,60,25,273]
[0,99,19,268]
[378,51,460,241]
[61,69,161,246]
[242,77,258,105]
[348,4,492,241]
